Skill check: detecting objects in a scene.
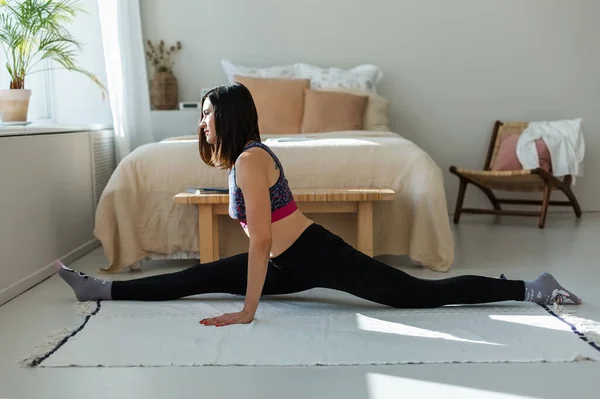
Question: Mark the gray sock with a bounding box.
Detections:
[522,272,582,305]
[55,260,112,301]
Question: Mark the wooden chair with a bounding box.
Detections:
[449,120,581,228]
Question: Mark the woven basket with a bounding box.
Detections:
[150,71,178,110]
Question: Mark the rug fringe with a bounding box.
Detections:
[20,301,101,367]
[74,301,98,317]
[19,327,74,367]
[552,302,600,345]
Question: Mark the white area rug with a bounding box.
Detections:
[22,289,600,367]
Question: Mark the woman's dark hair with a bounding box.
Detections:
[198,83,261,169]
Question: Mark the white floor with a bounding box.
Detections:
[1,213,599,399]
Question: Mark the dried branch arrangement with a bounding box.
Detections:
[145,39,182,74]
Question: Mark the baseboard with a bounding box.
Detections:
[0,238,101,307]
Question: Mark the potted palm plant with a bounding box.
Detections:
[0,0,106,123]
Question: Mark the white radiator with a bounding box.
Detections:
[89,130,117,211]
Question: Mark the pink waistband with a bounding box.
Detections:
[271,200,298,223]
[239,200,298,228]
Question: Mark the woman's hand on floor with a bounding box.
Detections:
[200,310,255,327]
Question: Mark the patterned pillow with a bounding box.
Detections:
[296,63,382,93]
[221,59,298,82]
[221,59,383,93]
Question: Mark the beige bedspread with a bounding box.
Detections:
[94,131,454,273]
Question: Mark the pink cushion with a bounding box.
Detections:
[491,134,552,172]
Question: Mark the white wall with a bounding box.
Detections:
[140,0,600,212]
[49,0,112,126]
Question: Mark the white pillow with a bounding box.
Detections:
[221,59,383,93]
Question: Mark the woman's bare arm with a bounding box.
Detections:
[199,149,272,327]
[235,151,273,315]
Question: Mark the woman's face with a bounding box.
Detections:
[199,98,216,145]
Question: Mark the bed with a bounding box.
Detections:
[93,130,455,273]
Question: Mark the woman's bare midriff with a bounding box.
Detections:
[242,210,314,258]
[239,148,315,257]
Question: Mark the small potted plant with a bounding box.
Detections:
[145,39,182,110]
[0,0,106,123]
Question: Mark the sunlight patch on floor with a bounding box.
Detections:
[489,315,573,332]
[355,313,504,346]
[366,373,541,399]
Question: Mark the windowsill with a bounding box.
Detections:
[0,121,113,137]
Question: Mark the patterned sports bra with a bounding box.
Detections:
[228,142,297,227]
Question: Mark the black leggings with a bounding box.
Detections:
[112,223,525,308]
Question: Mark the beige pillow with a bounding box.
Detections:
[300,89,368,134]
[316,87,390,131]
[233,75,310,134]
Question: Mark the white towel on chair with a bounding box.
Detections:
[516,118,585,178]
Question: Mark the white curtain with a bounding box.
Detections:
[97,0,154,162]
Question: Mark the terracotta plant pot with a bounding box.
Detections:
[0,89,31,122]
[150,71,178,110]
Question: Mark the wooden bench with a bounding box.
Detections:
[173,188,396,263]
